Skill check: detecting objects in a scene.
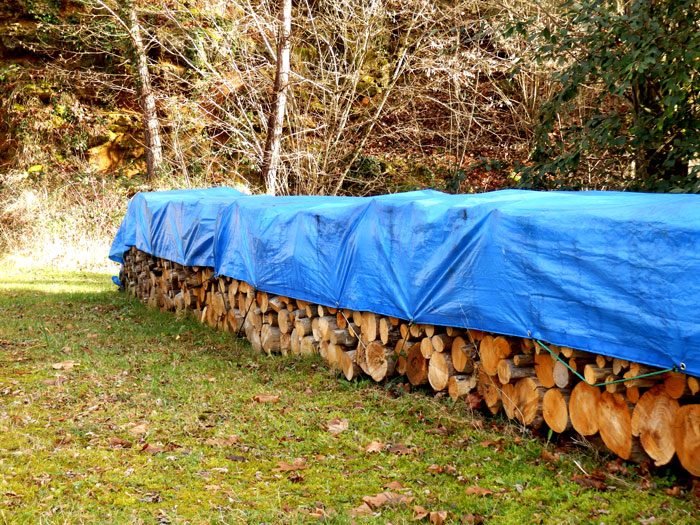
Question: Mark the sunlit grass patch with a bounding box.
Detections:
[0,269,696,523]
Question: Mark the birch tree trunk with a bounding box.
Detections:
[261,0,292,195]
[128,6,162,179]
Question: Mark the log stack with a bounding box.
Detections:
[121,247,700,476]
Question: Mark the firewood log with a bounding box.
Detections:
[513,377,545,428]
[409,323,425,338]
[552,360,575,389]
[406,342,428,386]
[626,387,641,404]
[366,342,396,382]
[447,374,477,401]
[420,337,433,359]
[261,324,281,354]
[431,333,452,353]
[597,391,633,460]
[513,354,534,367]
[477,368,502,415]
[497,359,535,385]
[341,350,362,381]
[428,352,457,391]
[451,336,476,374]
[279,333,291,355]
[329,329,357,346]
[630,385,679,466]
[569,382,601,436]
[362,312,380,342]
[294,317,312,336]
[290,328,301,356]
[543,388,572,433]
[445,326,462,337]
[379,318,400,345]
[300,335,317,356]
[583,365,612,386]
[277,309,292,334]
[318,316,339,341]
[501,383,516,420]
[612,358,629,375]
[479,335,513,376]
[672,404,700,476]
[534,352,555,388]
[664,371,688,399]
[689,376,700,395]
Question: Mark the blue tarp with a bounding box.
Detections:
[110,188,700,377]
[109,187,242,267]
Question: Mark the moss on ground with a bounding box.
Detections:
[0,268,697,523]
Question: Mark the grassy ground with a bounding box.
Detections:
[0,268,697,524]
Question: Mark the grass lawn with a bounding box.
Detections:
[0,268,697,523]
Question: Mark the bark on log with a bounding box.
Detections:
[497,359,535,385]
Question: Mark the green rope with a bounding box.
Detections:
[534,340,676,387]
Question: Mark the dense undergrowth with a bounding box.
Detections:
[1,268,698,523]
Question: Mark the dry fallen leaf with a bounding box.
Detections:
[253,394,279,403]
[362,491,412,510]
[273,459,310,472]
[366,439,383,453]
[51,360,80,371]
[389,443,411,455]
[412,505,430,521]
[128,422,149,436]
[141,443,163,454]
[349,503,373,517]
[465,486,494,496]
[205,435,239,447]
[326,418,348,435]
[362,493,389,510]
[427,464,444,474]
[541,449,560,463]
[384,481,406,491]
[108,437,133,449]
[205,484,221,492]
[429,510,448,524]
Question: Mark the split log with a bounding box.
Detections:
[569,382,601,436]
[355,342,369,375]
[451,336,476,373]
[534,352,555,388]
[294,317,312,336]
[672,404,700,476]
[597,391,632,460]
[420,337,433,359]
[477,368,502,415]
[362,312,380,342]
[261,324,281,354]
[379,318,400,345]
[447,374,477,401]
[277,309,292,334]
[329,329,357,347]
[513,377,545,428]
[300,335,317,356]
[341,350,362,381]
[366,342,396,382]
[543,388,571,433]
[630,385,679,466]
[428,352,457,391]
[406,342,428,386]
[279,333,291,355]
[290,328,301,355]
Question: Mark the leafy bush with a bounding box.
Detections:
[510,0,700,192]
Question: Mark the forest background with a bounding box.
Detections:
[1,0,698,270]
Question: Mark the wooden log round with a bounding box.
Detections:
[497,359,535,385]
[341,350,362,381]
[362,312,381,342]
[543,388,571,433]
[501,383,517,420]
[366,342,396,382]
[664,371,688,399]
[451,336,476,373]
[477,368,502,414]
[406,342,428,386]
[261,324,281,354]
[569,381,601,436]
[513,377,545,428]
[420,337,433,359]
[277,309,292,334]
[672,404,700,476]
[479,335,512,376]
[597,391,632,460]
[552,360,574,389]
[631,385,679,466]
[431,334,452,353]
[428,352,456,391]
[447,374,477,401]
[534,352,555,388]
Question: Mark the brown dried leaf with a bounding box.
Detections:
[362,493,389,509]
[541,449,560,463]
[205,435,239,447]
[366,439,383,453]
[571,475,607,491]
[465,486,494,496]
[427,464,444,474]
[205,484,221,492]
[349,503,373,517]
[140,443,163,454]
[384,481,406,491]
[128,422,149,435]
[429,510,448,524]
[51,360,79,371]
[389,443,411,455]
[108,437,132,449]
[326,418,348,435]
[412,505,429,521]
[273,459,310,472]
[253,394,279,403]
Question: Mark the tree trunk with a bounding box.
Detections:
[128,7,162,179]
[261,0,292,195]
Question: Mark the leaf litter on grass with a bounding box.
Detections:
[0,268,697,523]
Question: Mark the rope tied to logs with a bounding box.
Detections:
[535,340,677,387]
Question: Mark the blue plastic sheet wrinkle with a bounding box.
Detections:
[110,188,700,378]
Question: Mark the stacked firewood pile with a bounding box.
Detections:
[121,247,700,476]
